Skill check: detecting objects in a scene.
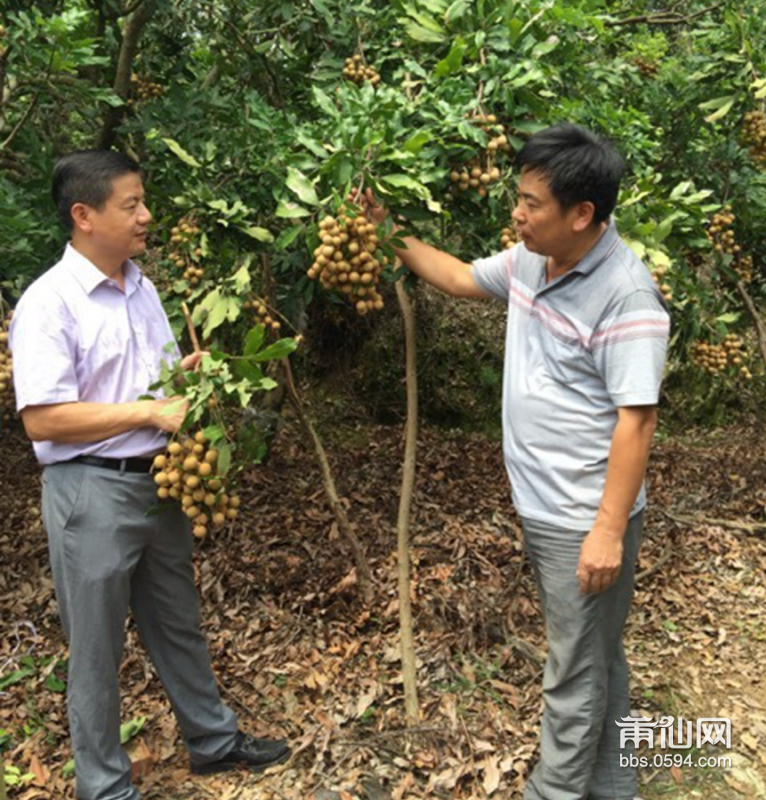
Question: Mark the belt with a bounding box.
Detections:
[68,455,155,473]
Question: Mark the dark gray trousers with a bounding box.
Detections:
[521,511,644,800]
[42,462,238,800]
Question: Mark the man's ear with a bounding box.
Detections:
[70,203,93,234]
[572,201,596,233]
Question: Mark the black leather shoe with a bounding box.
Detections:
[191,732,291,775]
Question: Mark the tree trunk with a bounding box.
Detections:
[97,0,155,149]
[395,279,420,725]
[736,281,766,368]
[281,359,374,605]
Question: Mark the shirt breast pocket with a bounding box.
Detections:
[540,332,596,389]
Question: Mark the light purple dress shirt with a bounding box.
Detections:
[9,244,180,465]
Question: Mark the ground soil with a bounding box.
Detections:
[1,416,765,800]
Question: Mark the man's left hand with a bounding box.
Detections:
[180,351,209,372]
[576,528,624,594]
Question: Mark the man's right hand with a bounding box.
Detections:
[149,396,189,433]
[348,188,394,229]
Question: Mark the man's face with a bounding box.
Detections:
[76,172,152,259]
[511,168,586,256]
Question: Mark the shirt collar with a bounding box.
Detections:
[535,218,620,295]
[63,243,144,296]
[569,218,620,277]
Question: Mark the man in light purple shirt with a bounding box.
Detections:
[10,150,290,800]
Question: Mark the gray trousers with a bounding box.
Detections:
[41,462,238,800]
[521,511,644,800]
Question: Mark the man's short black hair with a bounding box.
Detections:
[516,124,625,224]
[52,150,141,230]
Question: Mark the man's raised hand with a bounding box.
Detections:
[150,396,189,433]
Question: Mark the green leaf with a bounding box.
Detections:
[202,424,226,443]
[235,359,265,384]
[45,674,67,693]
[698,95,736,123]
[276,199,312,219]
[704,101,734,123]
[296,131,328,157]
[312,86,339,118]
[244,325,266,356]
[435,36,467,77]
[0,668,33,691]
[203,296,230,338]
[232,264,251,294]
[240,226,274,243]
[669,181,692,200]
[402,130,431,154]
[162,138,201,169]
[533,35,559,57]
[64,717,147,779]
[275,225,304,250]
[381,174,426,191]
[647,248,671,268]
[252,337,298,362]
[286,167,319,206]
[217,441,232,476]
[120,717,147,744]
[405,21,446,43]
[716,312,740,324]
[445,0,470,25]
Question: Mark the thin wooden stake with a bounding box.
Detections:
[181,302,201,355]
[395,279,420,725]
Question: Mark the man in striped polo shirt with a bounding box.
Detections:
[363,123,669,800]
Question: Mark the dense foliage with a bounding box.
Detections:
[1,0,766,425]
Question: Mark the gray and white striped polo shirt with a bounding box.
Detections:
[472,220,670,530]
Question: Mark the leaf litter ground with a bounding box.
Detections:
[1,419,765,800]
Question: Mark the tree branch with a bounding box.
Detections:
[1,44,56,152]
[604,2,724,27]
[660,508,766,535]
[97,0,155,149]
[736,280,766,368]
[118,0,149,18]
[281,359,375,605]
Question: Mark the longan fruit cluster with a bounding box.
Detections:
[0,311,13,412]
[153,430,241,539]
[342,54,381,86]
[650,263,673,302]
[690,335,752,380]
[735,254,753,284]
[742,111,766,166]
[450,161,502,198]
[632,57,659,77]
[169,217,204,293]
[706,206,739,256]
[306,212,387,316]
[500,226,518,250]
[129,73,163,103]
[242,296,282,333]
[449,114,510,199]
